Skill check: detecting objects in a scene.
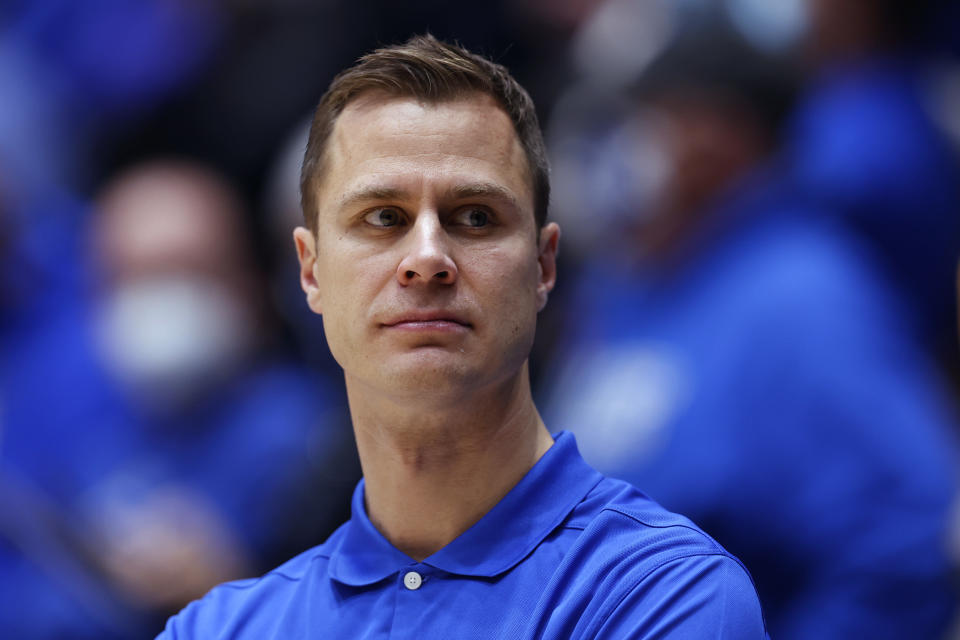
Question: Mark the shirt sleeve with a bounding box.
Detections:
[154,584,234,640]
[593,554,768,639]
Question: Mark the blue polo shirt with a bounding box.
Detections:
[158,432,766,639]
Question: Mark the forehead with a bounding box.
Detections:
[317,92,533,215]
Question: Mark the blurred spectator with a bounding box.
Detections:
[87,159,356,603]
[541,6,959,639]
[0,160,355,639]
[786,0,960,360]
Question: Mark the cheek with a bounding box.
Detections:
[314,251,387,351]
[317,237,390,303]
[469,245,542,324]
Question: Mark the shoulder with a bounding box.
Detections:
[567,476,735,566]
[156,532,343,639]
[555,478,767,638]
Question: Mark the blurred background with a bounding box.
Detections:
[1,0,958,638]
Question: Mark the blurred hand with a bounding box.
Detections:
[93,485,251,611]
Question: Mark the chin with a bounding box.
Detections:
[367,349,489,397]
[393,348,477,380]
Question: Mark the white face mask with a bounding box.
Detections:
[97,276,253,406]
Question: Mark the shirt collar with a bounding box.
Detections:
[328,431,603,586]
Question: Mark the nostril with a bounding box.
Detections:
[405,270,415,279]
[436,271,449,279]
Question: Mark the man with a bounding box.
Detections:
[158,35,766,638]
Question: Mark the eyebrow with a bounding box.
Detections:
[336,186,409,212]
[335,182,522,212]
[447,183,521,210]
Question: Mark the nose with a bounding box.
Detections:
[396,214,458,286]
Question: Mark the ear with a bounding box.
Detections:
[293,226,323,315]
[535,222,560,312]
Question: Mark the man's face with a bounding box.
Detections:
[294,92,559,402]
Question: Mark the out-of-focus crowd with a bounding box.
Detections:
[1,0,958,638]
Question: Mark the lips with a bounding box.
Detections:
[380,310,471,329]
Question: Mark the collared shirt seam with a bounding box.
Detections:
[425,472,605,579]
[486,474,606,576]
[219,552,331,592]
[591,552,742,636]
[600,506,725,552]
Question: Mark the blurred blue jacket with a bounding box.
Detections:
[542,173,959,640]
[785,59,960,343]
[0,197,351,639]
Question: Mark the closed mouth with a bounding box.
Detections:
[381,311,471,328]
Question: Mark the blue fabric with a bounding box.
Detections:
[158,432,767,639]
[785,60,960,339]
[0,200,148,639]
[0,304,343,638]
[542,176,959,639]
[0,196,350,638]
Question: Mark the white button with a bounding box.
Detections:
[403,571,423,590]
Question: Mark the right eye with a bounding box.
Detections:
[363,207,404,227]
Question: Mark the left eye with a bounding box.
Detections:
[453,208,490,228]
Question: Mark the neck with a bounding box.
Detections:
[346,363,554,561]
